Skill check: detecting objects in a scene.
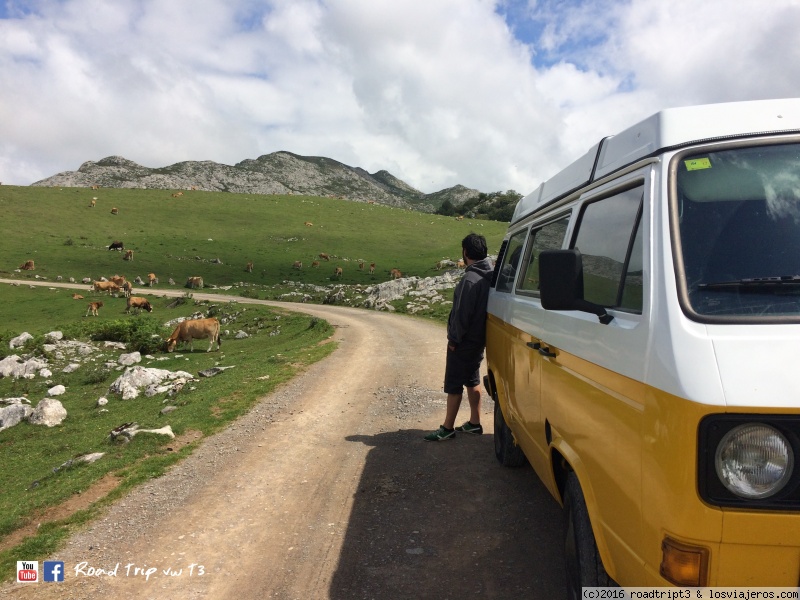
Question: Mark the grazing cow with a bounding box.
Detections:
[391,268,402,279]
[319,253,330,261]
[147,272,157,286]
[121,280,133,298]
[93,281,120,294]
[72,293,84,300]
[311,261,320,268]
[334,266,343,278]
[111,207,119,215]
[89,198,96,208]
[455,215,464,221]
[369,262,376,275]
[166,317,221,353]
[245,261,253,273]
[171,192,184,198]
[110,275,126,286]
[185,276,204,289]
[292,260,303,270]
[91,185,100,190]
[126,296,153,313]
[86,301,103,317]
[108,241,124,251]
[123,249,133,261]
[358,261,364,271]
[368,200,375,205]
[18,260,35,271]
[304,221,313,227]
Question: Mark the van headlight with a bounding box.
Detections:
[714,423,794,499]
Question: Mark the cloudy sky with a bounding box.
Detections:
[1,0,798,194]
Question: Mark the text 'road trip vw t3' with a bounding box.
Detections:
[484,98,800,593]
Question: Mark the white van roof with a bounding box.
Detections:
[512,98,800,223]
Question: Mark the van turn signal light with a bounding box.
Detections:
[660,536,709,587]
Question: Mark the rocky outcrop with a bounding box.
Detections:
[108,366,195,400]
[31,151,480,212]
[0,400,33,432]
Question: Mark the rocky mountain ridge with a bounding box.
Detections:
[32,152,482,212]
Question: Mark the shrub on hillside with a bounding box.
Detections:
[85,317,168,354]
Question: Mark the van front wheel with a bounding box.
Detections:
[493,401,527,467]
[564,472,612,598]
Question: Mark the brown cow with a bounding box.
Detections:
[126,296,153,313]
[111,207,119,215]
[147,273,158,286]
[245,261,253,273]
[334,266,343,278]
[123,249,133,261]
[186,276,204,289]
[18,260,35,271]
[292,261,302,269]
[72,293,84,300]
[91,185,100,190]
[171,191,184,198]
[86,301,103,317]
[110,275,126,286]
[93,281,120,294]
[390,268,402,279]
[304,221,313,227]
[457,259,465,269]
[311,261,320,268]
[166,317,221,353]
[358,261,364,271]
[121,280,133,298]
[369,262,376,275]
[89,198,96,208]
[319,253,330,261]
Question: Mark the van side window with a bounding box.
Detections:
[572,186,644,312]
[495,230,527,292]
[517,216,570,294]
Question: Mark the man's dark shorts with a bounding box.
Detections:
[444,345,484,394]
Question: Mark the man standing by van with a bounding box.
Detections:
[425,233,493,441]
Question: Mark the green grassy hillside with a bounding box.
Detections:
[0,186,507,288]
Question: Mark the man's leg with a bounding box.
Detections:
[443,392,463,429]
[466,385,481,425]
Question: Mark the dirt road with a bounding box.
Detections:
[0,281,566,599]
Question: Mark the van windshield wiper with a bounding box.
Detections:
[699,275,800,290]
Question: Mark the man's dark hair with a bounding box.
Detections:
[462,233,488,261]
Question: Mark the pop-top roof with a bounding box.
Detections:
[512,98,800,223]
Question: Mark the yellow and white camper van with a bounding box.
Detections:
[484,98,800,593]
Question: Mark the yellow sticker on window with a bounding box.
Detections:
[685,157,712,171]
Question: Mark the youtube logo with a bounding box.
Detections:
[16,561,38,583]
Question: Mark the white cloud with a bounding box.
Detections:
[0,0,799,197]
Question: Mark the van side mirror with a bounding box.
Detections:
[539,249,614,325]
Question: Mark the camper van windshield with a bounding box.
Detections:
[675,141,800,320]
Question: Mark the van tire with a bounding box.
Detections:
[564,472,613,598]
[493,401,527,467]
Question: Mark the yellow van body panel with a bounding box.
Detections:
[486,314,800,586]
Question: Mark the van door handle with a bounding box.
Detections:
[538,346,557,358]
[526,341,541,350]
